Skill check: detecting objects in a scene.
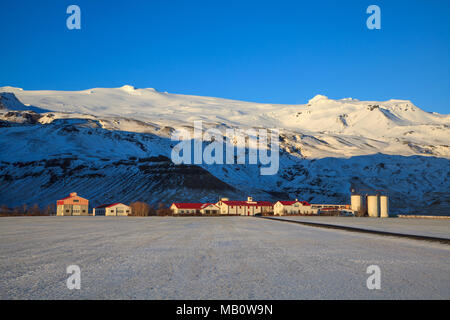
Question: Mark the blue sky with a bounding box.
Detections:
[1,0,449,113]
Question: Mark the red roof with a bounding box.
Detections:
[220,200,273,207]
[95,203,121,209]
[57,193,87,202]
[278,201,297,205]
[58,195,76,201]
[172,203,204,209]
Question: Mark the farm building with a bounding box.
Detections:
[201,203,220,214]
[215,197,273,216]
[311,204,349,210]
[170,203,203,214]
[56,192,89,216]
[170,203,220,215]
[273,200,318,215]
[94,203,131,216]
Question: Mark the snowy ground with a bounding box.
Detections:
[0,216,449,299]
[269,216,450,239]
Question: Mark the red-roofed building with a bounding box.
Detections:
[94,203,131,216]
[216,197,273,216]
[274,199,317,215]
[170,202,221,215]
[56,192,89,216]
[200,203,220,215]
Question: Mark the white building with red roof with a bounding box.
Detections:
[170,203,203,214]
[273,200,317,215]
[200,203,220,215]
[94,203,131,216]
[215,197,273,216]
[170,203,220,215]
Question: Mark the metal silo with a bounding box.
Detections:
[367,195,380,217]
[380,195,389,218]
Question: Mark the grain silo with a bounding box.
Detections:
[379,195,389,218]
[367,195,380,217]
[351,194,363,213]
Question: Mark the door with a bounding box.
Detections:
[73,205,81,216]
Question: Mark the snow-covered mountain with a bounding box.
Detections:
[0,86,449,214]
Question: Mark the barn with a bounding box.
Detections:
[56,192,89,216]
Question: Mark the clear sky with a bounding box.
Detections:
[1,0,449,113]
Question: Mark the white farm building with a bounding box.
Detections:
[170,203,220,215]
[273,200,318,215]
[215,197,273,216]
[94,203,132,216]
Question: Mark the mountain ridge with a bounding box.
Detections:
[0,87,448,214]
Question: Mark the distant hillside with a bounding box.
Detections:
[0,87,448,214]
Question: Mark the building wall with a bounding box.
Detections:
[94,208,106,216]
[94,204,131,216]
[56,193,89,216]
[105,204,131,216]
[170,205,199,214]
[57,204,89,216]
[274,202,318,215]
[200,205,219,214]
[311,204,347,209]
[216,202,272,216]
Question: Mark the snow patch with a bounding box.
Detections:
[119,85,142,95]
[308,94,329,104]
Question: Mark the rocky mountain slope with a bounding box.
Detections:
[0,86,448,214]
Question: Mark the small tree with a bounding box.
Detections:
[148,204,156,216]
[0,205,10,215]
[13,207,21,216]
[130,201,151,216]
[356,207,366,217]
[30,204,41,216]
[156,203,172,216]
[44,203,56,216]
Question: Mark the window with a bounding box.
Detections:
[73,199,79,202]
